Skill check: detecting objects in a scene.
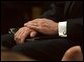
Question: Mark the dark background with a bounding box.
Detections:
[1,1,52,34]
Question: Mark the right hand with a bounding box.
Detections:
[14,27,37,44]
[24,18,58,35]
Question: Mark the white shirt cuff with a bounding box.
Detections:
[58,21,67,37]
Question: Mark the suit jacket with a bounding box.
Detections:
[40,1,83,47]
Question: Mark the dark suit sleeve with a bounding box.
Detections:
[67,17,83,45]
[39,2,65,22]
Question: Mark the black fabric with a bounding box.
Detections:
[67,18,83,53]
[40,1,83,21]
[39,2,65,22]
[1,34,16,48]
[1,34,74,61]
[67,18,83,43]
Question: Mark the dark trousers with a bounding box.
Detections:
[1,34,76,61]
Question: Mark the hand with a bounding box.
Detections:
[24,18,58,35]
[62,46,83,61]
[14,27,37,44]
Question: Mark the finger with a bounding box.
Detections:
[17,27,32,44]
[30,31,37,37]
[14,27,24,37]
[24,21,38,27]
[20,31,28,43]
[18,27,29,40]
[17,30,26,44]
[27,25,41,32]
[20,28,31,43]
[14,28,23,42]
[17,28,25,39]
[14,29,21,38]
[15,31,25,44]
[24,23,28,27]
[14,27,28,44]
[24,21,33,27]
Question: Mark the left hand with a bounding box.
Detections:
[14,27,37,44]
[24,18,58,35]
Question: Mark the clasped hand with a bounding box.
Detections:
[14,18,58,44]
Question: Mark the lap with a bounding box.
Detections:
[12,39,72,60]
[1,34,73,60]
[1,34,16,48]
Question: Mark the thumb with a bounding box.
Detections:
[30,31,37,37]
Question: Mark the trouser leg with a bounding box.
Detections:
[12,39,72,61]
[1,34,74,60]
[1,34,16,48]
